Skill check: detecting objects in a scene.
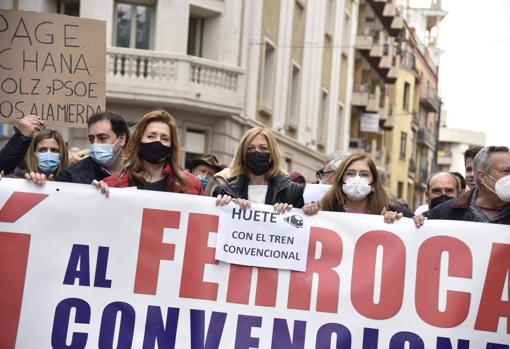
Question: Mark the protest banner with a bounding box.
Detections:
[0,10,106,127]
[0,178,509,348]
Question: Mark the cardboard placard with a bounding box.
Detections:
[0,9,106,127]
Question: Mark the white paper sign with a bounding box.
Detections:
[215,204,310,271]
[303,183,331,203]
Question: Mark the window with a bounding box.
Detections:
[403,82,410,110]
[260,40,276,114]
[184,130,207,170]
[286,63,301,128]
[114,2,153,49]
[399,132,407,160]
[317,89,329,147]
[397,181,404,199]
[58,0,80,16]
[187,16,204,56]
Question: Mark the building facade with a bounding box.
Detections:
[1,0,362,181]
[437,127,486,174]
[350,0,445,208]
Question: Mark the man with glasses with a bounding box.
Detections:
[316,153,348,185]
[427,146,510,225]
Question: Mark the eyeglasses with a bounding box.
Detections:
[247,146,269,153]
[316,170,335,179]
[430,187,456,195]
[343,170,371,179]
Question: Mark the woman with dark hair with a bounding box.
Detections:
[22,129,69,182]
[94,109,202,196]
[303,153,402,222]
[214,127,304,213]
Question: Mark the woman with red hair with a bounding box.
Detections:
[93,109,202,196]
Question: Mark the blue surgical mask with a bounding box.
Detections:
[196,174,209,189]
[90,138,120,167]
[36,152,60,174]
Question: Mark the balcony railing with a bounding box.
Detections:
[417,127,436,150]
[420,90,441,113]
[401,50,416,71]
[106,47,244,114]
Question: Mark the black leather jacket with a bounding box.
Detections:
[213,172,304,208]
[0,130,32,174]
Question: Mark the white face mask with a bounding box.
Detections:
[342,175,372,201]
[493,174,510,202]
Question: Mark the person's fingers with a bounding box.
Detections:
[286,204,293,212]
[98,181,109,198]
[396,212,403,220]
[48,174,54,181]
[0,170,4,179]
[381,207,387,215]
[92,179,100,189]
[220,195,231,206]
[215,194,222,206]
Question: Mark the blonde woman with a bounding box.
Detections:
[22,129,69,183]
[214,127,304,213]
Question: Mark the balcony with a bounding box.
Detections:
[408,158,416,179]
[379,91,390,121]
[401,49,417,72]
[417,127,437,150]
[356,21,377,50]
[367,0,403,37]
[381,103,395,130]
[352,83,381,112]
[420,90,441,113]
[106,47,244,115]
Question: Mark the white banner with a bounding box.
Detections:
[0,179,509,348]
[303,183,331,204]
[215,204,310,271]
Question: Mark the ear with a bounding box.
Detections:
[119,133,127,147]
[476,170,485,185]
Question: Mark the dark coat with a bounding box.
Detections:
[428,189,510,225]
[55,156,111,184]
[213,172,304,208]
[0,130,31,174]
[102,164,204,195]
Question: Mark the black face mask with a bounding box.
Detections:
[245,152,272,176]
[138,141,171,164]
[430,195,454,210]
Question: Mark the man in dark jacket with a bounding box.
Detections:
[0,115,44,174]
[429,146,510,225]
[56,111,129,184]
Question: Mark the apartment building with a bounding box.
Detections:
[348,0,444,208]
[348,0,404,168]
[1,0,361,180]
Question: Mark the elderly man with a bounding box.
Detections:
[316,152,349,185]
[429,146,510,224]
[418,172,461,218]
[190,153,223,189]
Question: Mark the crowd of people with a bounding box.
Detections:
[1,111,509,226]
